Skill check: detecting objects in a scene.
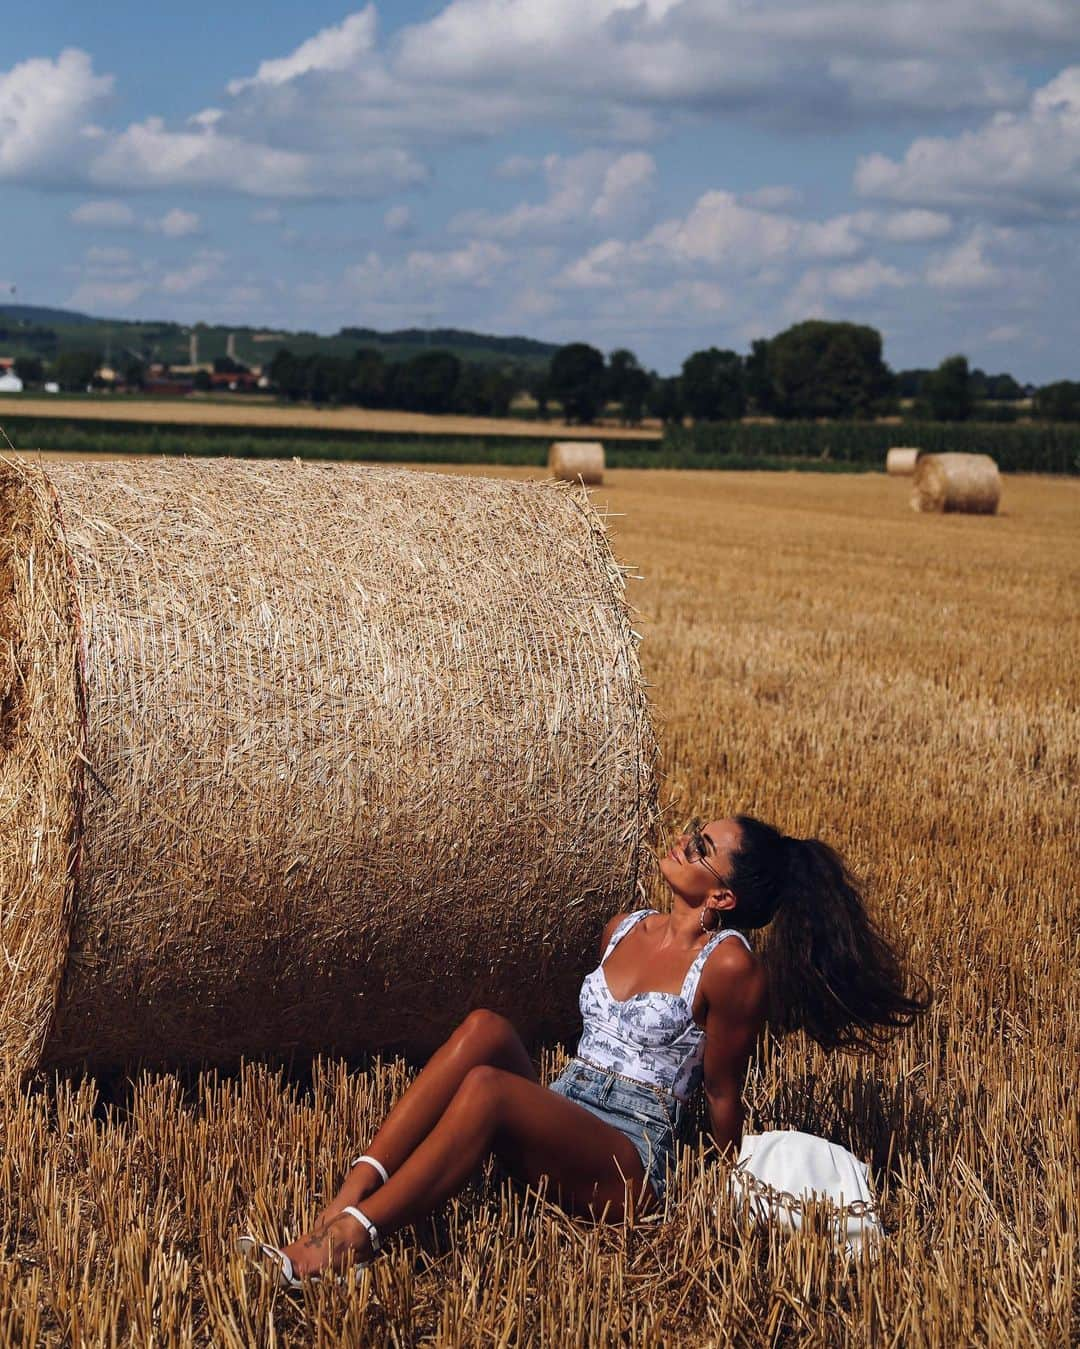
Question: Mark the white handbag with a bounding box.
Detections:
[728,1130,883,1257]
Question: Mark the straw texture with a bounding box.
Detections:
[0,457,657,1075]
[885,447,920,476]
[910,452,1001,514]
[549,442,605,486]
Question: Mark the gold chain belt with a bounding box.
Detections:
[568,1055,680,1110]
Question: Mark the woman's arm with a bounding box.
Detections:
[699,943,767,1155]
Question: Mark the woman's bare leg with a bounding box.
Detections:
[286,1065,654,1277]
[313,1010,537,1227]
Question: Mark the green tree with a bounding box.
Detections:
[926,355,974,422]
[1033,381,1080,422]
[767,321,893,419]
[347,348,387,407]
[193,369,212,392]
[53,349,102,392]
[744,339,774,413]
[647,375,683,425]
[13,355,43,386]
[390,351,462,413]
[547,343,607,424]
[680,348,746,422]
[122,357,146,389]
[607,349,650,425]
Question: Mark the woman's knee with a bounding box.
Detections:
[455,1008,517,1052]
[455,1063,510,1114]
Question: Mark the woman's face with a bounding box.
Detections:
[659,817,742,901]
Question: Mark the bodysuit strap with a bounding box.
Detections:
[600,909,654,964]
[679,928,752,1006]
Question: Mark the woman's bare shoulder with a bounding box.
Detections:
[700,936,767,1016]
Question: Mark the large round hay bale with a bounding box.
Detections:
[549,441,605,485]
[886,447,920,476]
[910,453,1001,515]
[0,457,657,1076]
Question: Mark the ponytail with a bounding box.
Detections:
[729,816,929,1051]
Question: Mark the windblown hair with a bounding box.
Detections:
[727,815,930,1051]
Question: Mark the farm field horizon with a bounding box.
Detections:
[1,395,661,442]
[1,463,1076,1345]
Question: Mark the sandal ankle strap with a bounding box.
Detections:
[340,1205,381,1255]
[349,1154,390,1186]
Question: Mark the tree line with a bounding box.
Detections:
[536,323,1077,425]
[10,319,1080,424]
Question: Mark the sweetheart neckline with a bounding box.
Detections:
[592,966,691,1008]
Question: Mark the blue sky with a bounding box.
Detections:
[3,1,1080,379]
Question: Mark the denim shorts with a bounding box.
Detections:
[548,1058,685,1206]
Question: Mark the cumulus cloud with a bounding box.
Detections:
[925,231,1004,290]
[345,240,509,300]
[161,249,226,294]
[149,207,201,237]
[855,66,1080,218]
[70,199,137,229]
[68,278,149,310]
[9,4,1078,201]
[384,204,413,235]
[559,191,880,291]
[0,49,112,183]
[227,7,377,94]
[455,150,656,239]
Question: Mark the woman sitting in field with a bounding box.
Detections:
[240,815,927,1287]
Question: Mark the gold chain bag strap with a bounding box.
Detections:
[728,1129,883,1258]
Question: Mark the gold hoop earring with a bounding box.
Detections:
[700,906,718,934]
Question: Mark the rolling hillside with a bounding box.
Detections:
[0,306,560,371]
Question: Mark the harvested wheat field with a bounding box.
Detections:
[1,467,1077,1346]
[6,396,659,442]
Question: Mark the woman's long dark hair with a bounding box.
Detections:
[726,815,929,1051]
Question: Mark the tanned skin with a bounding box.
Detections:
[279,819,768,1278]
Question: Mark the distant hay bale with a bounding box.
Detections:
[0,457,657,1076]
[549,441,605,485]
[910,453,1001,515]
[886,447,920,476]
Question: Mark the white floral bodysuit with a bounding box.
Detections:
[575,909,753,1102]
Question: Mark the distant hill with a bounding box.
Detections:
[0,306,560,371]
[0,304,99,327]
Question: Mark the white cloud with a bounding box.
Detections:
[150,207,201,238]
[855,66,1080,218]
[161,249,226,294]
[227,7,378,95]
[7,9,1079,203]
[925,231,1004,290]
[786,258,905,319]
[0,49,112,182]
[879,209,953,242]
[590,152,656,224]
[455,150,656,240]
[828,56,1023,115]
[70,199,136,229]
[67,278,149,311]
[384,204,413,235]
[345,240,509,300]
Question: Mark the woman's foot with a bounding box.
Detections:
[312,1158,383,1232]
[281,1209,375,1279]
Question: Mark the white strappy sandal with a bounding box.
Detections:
[237,1207,381,1290]
[236,1154,388,1290]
